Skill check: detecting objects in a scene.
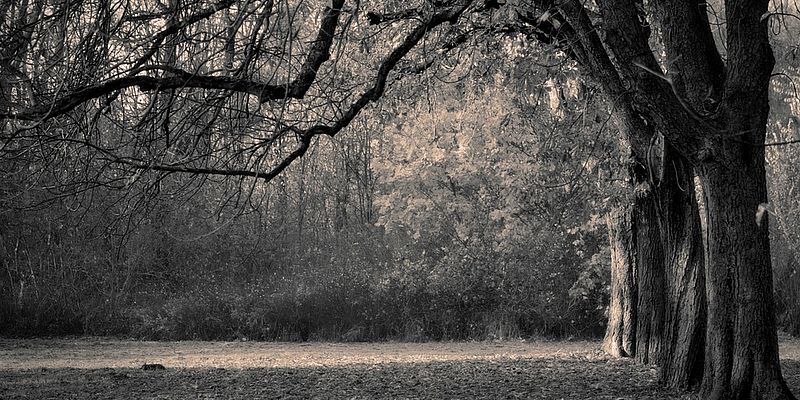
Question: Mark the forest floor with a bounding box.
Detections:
[1,337,799,399]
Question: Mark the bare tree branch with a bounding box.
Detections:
[15,1,476,182]
[1,0,347,122]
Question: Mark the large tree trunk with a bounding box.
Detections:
[700,160,793,399]
[695,0,794,396]
[633,177,666,366]
[654,145,706,389]
[602,145,706,389]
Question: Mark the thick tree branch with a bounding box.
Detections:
[286,0,346,99]
[554,0,710,163]
[722,0,775,147]
[725,0,774,94]
[551,0,656,157]
[594,0,661,79]
[651,0,726,112]
[366,9,423,25]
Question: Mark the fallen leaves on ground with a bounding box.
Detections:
[1,339,798,399]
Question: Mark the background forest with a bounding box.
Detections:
[0,0,799,342]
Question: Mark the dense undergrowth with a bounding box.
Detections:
[0,225,608,341]
[2,205,798,341]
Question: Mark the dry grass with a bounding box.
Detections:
[0,339,604,370]
[0,338,798,399]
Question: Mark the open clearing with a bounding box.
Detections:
[1,338,799,399]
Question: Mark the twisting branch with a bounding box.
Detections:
[324,1,475,134]
[203,0,476,182]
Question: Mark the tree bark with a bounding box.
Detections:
[602,146,706,388]
[694,0,794,396]
[654,145,706,389]
[700,159,793,399]
[551,0,794,395]
[603,205,637,358]
[633,177,666,366]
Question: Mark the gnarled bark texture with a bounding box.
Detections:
[602,146,705,389]
[700,161,792,399]
[695,3,791,395]
[633,177,667,366]
[654,145,706,389]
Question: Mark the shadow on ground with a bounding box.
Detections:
[1,358,707,400]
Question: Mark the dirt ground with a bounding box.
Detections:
[1,338,799,399]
